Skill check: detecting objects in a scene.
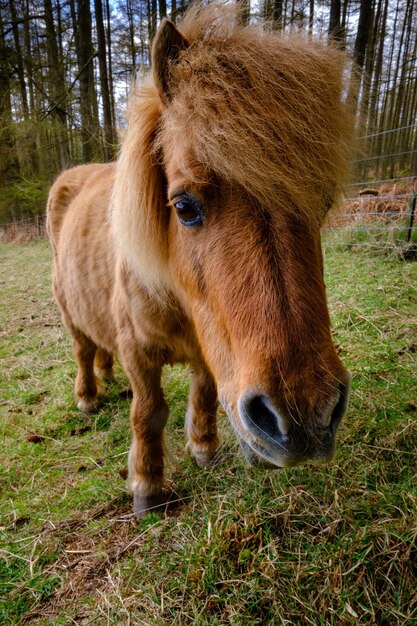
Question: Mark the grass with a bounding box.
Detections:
[1,240,416,625]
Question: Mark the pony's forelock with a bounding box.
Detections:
[162,3,354,226]
[112,2,354,294]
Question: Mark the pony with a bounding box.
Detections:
[47,3,353,517]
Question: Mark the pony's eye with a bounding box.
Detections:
[173,195,205,228]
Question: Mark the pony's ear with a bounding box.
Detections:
[152,19,189,102]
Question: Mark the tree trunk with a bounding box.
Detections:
[0,4,20,205]
[328,0,342,41]
[23,0,35,114]
[151,0,157,40]
[104,0,116,130]
[159,0,166,20]
[126,0,136,70]
[358,0,378,143]
[44,0,70,169]
[367,0,388,142]
[353,0,373,73]
[94,0,115,160]
[374,0,400,174]
[272,0,283,30]
[308,0,314,37]
[347,0,374,119]
[389,1,414,176]
[70,0,100,162]
[8,0,29,119]
[238,0,250,26]
[171,0,177,22]
[148,0,157,47]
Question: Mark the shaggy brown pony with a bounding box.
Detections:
[47,3,353,517]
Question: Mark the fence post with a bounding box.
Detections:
[404,192,416,243]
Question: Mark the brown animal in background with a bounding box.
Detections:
[47,3,353,518]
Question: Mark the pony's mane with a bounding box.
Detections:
[112,2,354,293]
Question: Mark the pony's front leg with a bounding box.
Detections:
[121,342,169,518]
[186,367,219,467]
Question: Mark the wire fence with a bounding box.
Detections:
[0,214,47,243]
[1,125,416,253]
[323,158,416,255]
[358,120,417,180]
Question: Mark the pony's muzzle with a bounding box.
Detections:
[237,381,350,468]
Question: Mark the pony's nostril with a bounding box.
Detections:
[240,394,288,441]
[329,382,350,434]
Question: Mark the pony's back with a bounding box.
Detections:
[46,163,111,253]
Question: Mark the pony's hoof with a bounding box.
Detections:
[133,491,166,519]
[186,441,218,468]
[77,397,99,414]
[193,450,214,468]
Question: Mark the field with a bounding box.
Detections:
[1,240,416,625]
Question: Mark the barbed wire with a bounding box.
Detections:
[358,124,417,139]
[340,194,411,203]
[355,149,415,163]
[332,211,408,217]
[322,241,412,249]
[351,175,416,186]
[326,225,416,232]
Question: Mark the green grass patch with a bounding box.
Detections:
[0,241,416,624]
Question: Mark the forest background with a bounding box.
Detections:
[0,0,416,224]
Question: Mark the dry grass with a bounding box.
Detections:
[0,217,46,244]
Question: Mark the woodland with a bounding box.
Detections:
[0,0,416,223]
